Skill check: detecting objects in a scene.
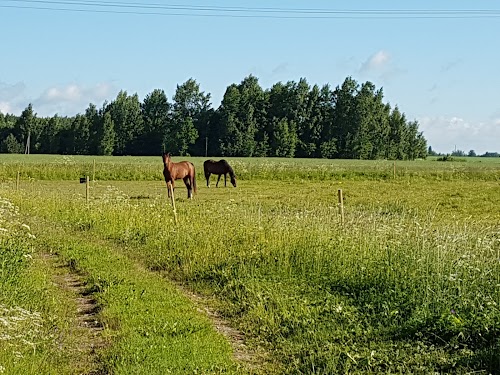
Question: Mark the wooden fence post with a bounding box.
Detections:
[338,189,345,225]
[168,183,178,224]
[16,171,20,190]
[86,176,90,203]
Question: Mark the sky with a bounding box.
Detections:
[1,0,500,154]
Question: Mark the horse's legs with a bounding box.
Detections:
[224,173,227,187]
[216,174,222,187]
[167,181,174,198]
[184,176,192,199]
[205,172,211,187]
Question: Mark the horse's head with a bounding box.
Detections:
[162,153,172,183]
[230,175,237,187]
[162,152,171,165]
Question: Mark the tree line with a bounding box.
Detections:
[0,76,428,159]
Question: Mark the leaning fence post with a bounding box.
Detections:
[168,183,178,224]
[338,189,345,225]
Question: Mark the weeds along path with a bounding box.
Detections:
[28,216,261,375]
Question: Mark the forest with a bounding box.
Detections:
[0,75,428,160]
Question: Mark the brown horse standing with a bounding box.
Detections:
[203,159,237,187]
[162,152,197,199]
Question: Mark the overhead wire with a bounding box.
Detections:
[1,0,500,18]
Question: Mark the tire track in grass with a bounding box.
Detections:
[23,211,270,373]
[174,281,268,373]
[40,253,107,374]
[37,228,246,374]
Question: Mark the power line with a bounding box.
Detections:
[7,0,500,14]
[2,0,500,18]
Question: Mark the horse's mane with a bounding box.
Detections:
[220,159,235,177]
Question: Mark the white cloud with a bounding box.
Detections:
[33,82,116,116]
[360,50,390,73]
[357,50,405,83]
[0,102,12,114]
[42,84,82,103]
[0,81,26,100]
[0,82,26,115]
[418,115,500,154]
[0,81,117,117]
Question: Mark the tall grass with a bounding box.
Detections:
[1,154,499,182]
[0,197,83,373]
[0,198,37,362]
[3,170,499,373]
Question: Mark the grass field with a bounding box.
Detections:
[1,154,499,182]
[0,155,499,374]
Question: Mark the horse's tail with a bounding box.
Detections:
[192,163,197,193]
[203,161,209,178]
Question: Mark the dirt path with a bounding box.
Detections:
[41,251,268,373]
[41,253,107,374]
[175,282,270,373]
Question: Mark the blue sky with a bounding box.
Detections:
[1,0,499,154]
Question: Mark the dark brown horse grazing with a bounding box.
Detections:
[162,152,197,199]
[203,159,237,188]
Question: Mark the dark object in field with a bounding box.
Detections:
[162,152,197,199]
[204,159,237,187]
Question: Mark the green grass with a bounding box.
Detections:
[1,155,499,374]
[0,197,91,374]
[1,154,499,182]
[35,228,242,375]
[0,189,247,374]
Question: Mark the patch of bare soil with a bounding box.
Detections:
[41,253,107,374]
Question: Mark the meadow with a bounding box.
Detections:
[0,154,499,374]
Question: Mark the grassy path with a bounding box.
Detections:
[36,252,107,374]
[27,217,255,374]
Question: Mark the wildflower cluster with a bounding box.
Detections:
[0,197,43,368]
[0,305,43,361]
[0,197,35,285]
